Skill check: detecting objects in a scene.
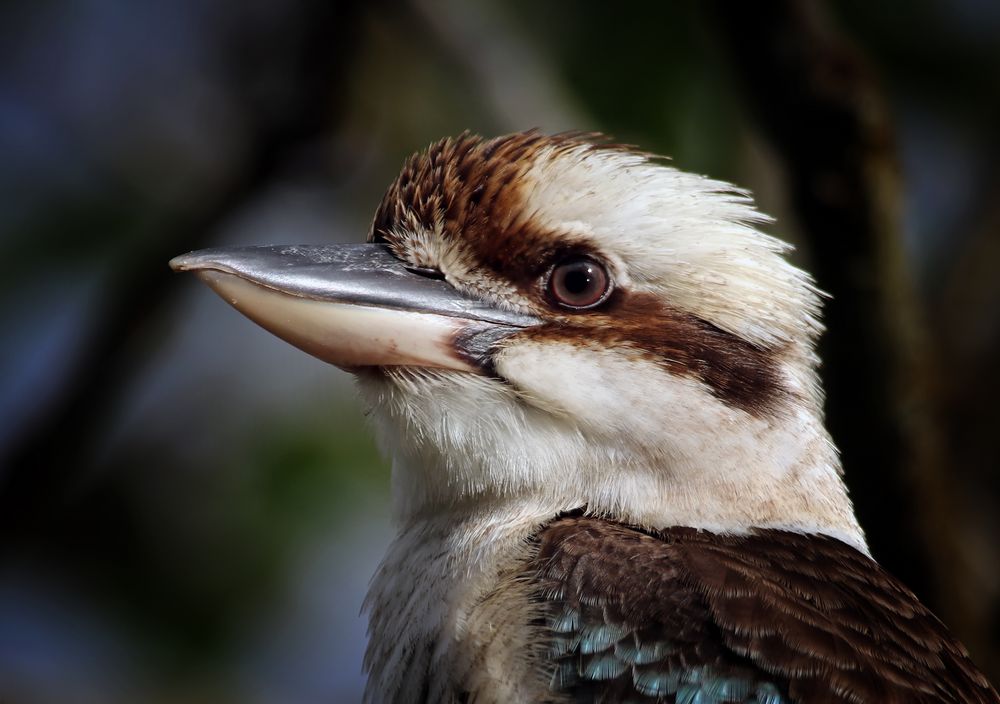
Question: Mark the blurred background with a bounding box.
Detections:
[1,1,999,701]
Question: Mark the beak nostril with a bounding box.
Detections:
[405,265,446,280]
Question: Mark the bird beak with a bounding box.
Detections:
[169,244,540,373]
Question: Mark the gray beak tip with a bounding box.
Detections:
[170,249,243,278]
[169,251,214,273]
[169,253,196,273]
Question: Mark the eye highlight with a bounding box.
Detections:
[547,257,611,310]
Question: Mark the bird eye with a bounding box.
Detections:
[547,257,611,309]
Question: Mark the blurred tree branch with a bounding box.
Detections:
[0,1,368,536]
[932,167,1000,676]
[710,0,992,671]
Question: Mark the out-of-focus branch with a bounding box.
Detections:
[710,0,983,659]
[0,1,367,535]
[936,170,1000,367]
[932,172,1000,678]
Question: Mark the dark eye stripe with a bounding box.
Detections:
[515,290,789,417]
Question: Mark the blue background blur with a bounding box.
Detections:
[2,1,999,702]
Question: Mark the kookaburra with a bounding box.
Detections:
[172,132,998,703]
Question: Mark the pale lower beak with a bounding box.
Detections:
[169,244,539,373]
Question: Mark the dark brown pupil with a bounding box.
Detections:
[563,266,594,294]
[563,265,594,294]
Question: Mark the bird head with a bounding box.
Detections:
[171,131,865,551]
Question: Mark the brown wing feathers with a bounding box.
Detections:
[530,517,998,704]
